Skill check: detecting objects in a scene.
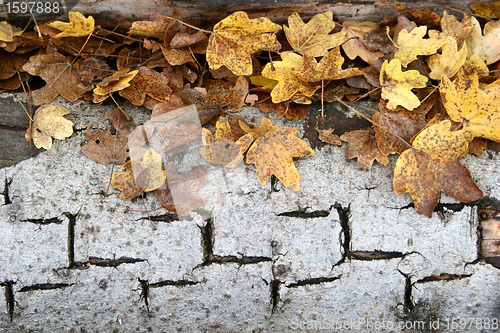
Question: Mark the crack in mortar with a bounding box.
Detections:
[17,282,76,292]
[138,278,150,315]
[20,217,63,225]
[333,203,351,266]
[276,205,334,219]
[88,256,148,268]
[285,275,341,288]
[414,273,473,284]
[2,177,12,205]
[0,280,15,322]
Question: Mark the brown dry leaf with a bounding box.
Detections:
[170,31,208,49]
[158,122,201,152]
[155,162,207,216]
[471,1,500,19]
[227,76,256,112]
[284,11,346,57]
[161,47,194,66]
[340,130,389,171]
[394,26,446,67]
[47,12,95,38]
[341,21,384,66]
[78,57,112,87]
[373,99,431,155]
[151,94,187,119]
[206,11,282,75]
[0,50,33,80]
[111,148,165,200]
[26,104,73,150]
[23,52,92,105]
[128,12,172,39]
[81,108,134,165]
[178,86,223,125]
[393,120,483,217]
[119,67,172,107]
[317,128,342,145]
[295,47,363,82]
[199,116,253,167]
[93,68,139,103]
[128,124,155,160]
[467,16,500,65]
[245,118,314,191]
[379,59,428,111]
[440,56,500,142]
[261,51,321,103]
[395,3,441,30]
[468,137,486,156]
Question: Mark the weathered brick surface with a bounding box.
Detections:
[1,94,500,332]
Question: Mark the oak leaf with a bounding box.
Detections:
[199,116,253,167]
[428,36,467,80]
[245,118,314,191]
[379,59,428,111]
[111,148,165,200]
[206,11,282,75]
[440,57,500,142]
[393,120,483,217]
[26,104,73,150]
[466,16,500,65]
[155,162,207,216]
[261,51,321,103]
[394,26,446,67]
[340,129,389,171]
[47,12,94,38]
[294,47,363,82]
[81,108,134,165]
[284,11,346,57]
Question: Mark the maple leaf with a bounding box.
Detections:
[428,11,473,47]
[155,162,207,216]
[22,52,92,105]
[119,66,172,107]
[340,129,389,171]
[128,12,172,39]
[471,1,500,19]
[81,108,134,165]
[0,21,22,44]
[394,26,446,67]
[284,11,346,57]
[47,12,95,38]
[466,16,500,65]
[245,118,314,191]
[379,59,428,111]
[206,11,282,76]
[239,117,278,141]
[294,47,363,82]
[393,120,483,218]
[440,57,500,142]
[93,69,139,103]
[261,51,321,104]
[317,128,341,145]
[111,148,165,200]
[341,21,384,65]
[199,116,253,167]
[25,104,73,150]
[428,36,467,80]
[158,122,201,152]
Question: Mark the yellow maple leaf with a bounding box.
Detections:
[93,69,139,103]
[294,47,363,82]
[380,59,428,111]
[206,11,281,76]
[428,11,473,47]
[440,56,500,142]
[199,116,253,167]
[47,12,95,38]
[25,104,73,150]
[245,118,314,191]
[0,21,22,43]
[239,117,278,141]
[393,120,482,217]
[394,26,446,67]
[111,148,165,200]
[284,11,346,57]
[428,36,467,79]
[128,12,172,39]
[466,16,500,65]
[261,51,321,104]
[341,21,384,64]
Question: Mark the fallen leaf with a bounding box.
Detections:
[468,137,486,156]
[393,120,483,217]
[395,3,441,30]
[47,12,95,38]
[93,68,139,103]
[440,57,500,142]
[428,11,473,47]
[317,128,342,145]
[340,129,389,171]
[239,117,278,140]
[199,116,253,167]
[284,11,346,57]
[206,11,282,75]
[471,1,500,19]
[394,26,446,67]
[111,148,165,200]
[81,108,134,165]
[261,51,321,103]
[158,122,201,152]
[155,162,207,216]
[26,104,73,149]
[379,59,428,111]
[128,12,172,39]
[0,21,22,43]
[245,118,314,191]
[295,47,363,82]
[428,36,467,80]
[467,16,500,65]
[119,66,172,107]
[341,21,385,66]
